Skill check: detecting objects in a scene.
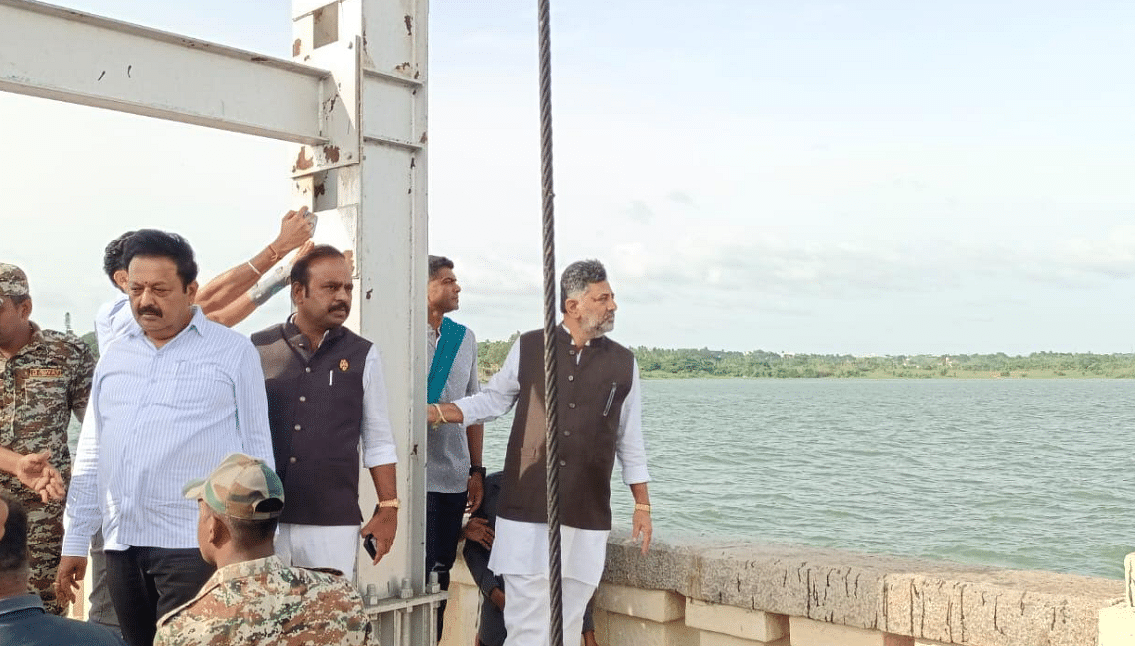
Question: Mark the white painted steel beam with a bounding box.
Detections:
[291,2,431,642]
[0,0,434,640]
[0,0,331,145]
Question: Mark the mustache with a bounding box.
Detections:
[329,303,349,314]
[137,306,163,317]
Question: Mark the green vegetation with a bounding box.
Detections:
[477,338,1135,379]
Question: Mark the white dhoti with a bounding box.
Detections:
[491,518,609,646]
[503,573,594,646]
[276,523,360,581]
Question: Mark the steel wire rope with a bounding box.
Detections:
[536,0,565,645]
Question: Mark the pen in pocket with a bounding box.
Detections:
[329,370,333,386]
[602,382,616,416]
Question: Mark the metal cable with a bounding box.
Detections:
[536,0,565,644]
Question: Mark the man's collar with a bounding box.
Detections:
[0,593,44,616]
[186,306,208,337]
[4,322,45,360]
[182,556,283,608]
[559,322,602,348]
[284,315,345,348]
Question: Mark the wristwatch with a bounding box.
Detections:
[469,466,487,478]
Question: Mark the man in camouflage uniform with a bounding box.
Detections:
[0,263,95,615]
[154,453,373,646]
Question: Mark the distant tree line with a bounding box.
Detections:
[476,336,1135,380]
[79,325,1135,380]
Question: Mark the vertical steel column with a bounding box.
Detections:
[290,1,431,643]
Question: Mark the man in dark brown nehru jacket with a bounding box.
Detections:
[429,258,652,646]
[252,244,399,580]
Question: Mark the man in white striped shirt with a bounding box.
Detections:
[56,230,275,646]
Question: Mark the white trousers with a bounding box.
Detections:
[502,573,595,646]
[276,523,360,581]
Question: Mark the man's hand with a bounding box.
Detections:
[56,556,88,605]
[343,249,355,276]
[631,508,652,554]
[489,586,506,611]
[466,473,484,513]
[16,451,65,502]
[583,630,600,646]
[463,516,494,551]
[360,507,397,564]
[273,206,315,254]
[292,240,315,262]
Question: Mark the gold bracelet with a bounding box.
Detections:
[635,503,651,513]
[432,403,449,425]
[378,499,400,509]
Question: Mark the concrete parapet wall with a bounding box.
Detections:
[441,532,1124,646]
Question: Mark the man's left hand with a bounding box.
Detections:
[16,451,65,502]
[360,507,397,564]
[466,473,484,513]
[631,508,652,554]
[463,516,494,550]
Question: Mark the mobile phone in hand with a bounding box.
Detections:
[363,534,377,559]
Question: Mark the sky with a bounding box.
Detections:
[4,1,1135,355]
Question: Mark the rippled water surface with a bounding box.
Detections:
[482,378,1135,579]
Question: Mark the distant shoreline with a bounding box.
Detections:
[474,339,1135,381]
[638,370,1135,380]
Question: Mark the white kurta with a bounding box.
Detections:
[453,329,648,586]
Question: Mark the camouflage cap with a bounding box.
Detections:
[0,263,29,297]
[183,453,284,520]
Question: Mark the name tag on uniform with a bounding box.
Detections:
[28,368,64,378]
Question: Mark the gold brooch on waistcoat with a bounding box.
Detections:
[339,359,349,371]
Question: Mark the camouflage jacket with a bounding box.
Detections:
[0,322,94,501]
[154,555,374,646]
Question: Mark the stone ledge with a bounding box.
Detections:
[594,582,685,623]
[686,598,788,642]
[603,531,1123,646]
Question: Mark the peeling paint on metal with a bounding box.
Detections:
[366,289,373,299]
[404,15,413,36]
[293,38,302,57]
[394,62,411,75]
[97,71,105,81]
[293,148,314,172]
[314,182,326,197]
[251,56,268,62]
[409,157,415,169]
[323,145,340,163]
[419,132,427,144]
[126,65,131,78]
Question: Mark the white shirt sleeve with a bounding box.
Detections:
[615,358,650,485]
[234,341,276,471]
[455,338,522,425]
[361,345,398,467]
[61,371,103,556]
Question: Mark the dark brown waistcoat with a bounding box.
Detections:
[252,322,371,526]
[497,327,634,530]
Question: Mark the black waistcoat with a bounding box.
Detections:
[252,322,371,525]
[497,327,634,530]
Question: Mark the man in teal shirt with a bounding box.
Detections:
[425,255,484,640]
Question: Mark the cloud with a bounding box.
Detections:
[623,201,654,224]
[667,190,695,206]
